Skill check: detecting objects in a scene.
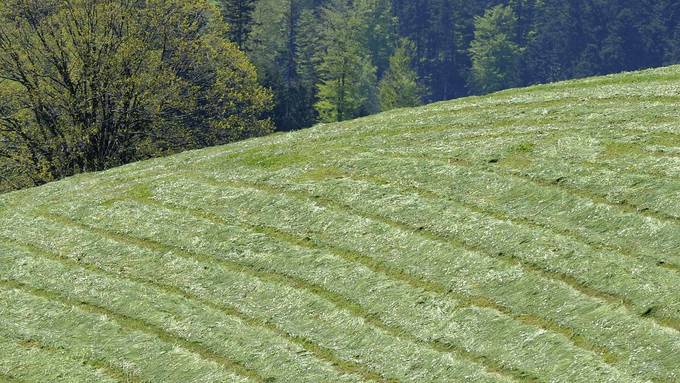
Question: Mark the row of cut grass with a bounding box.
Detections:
[0,279,252,383]
[0,331,117,383]
[0,238,370,383]
[0,210,508,383]
[123,173,667,381]
[147,165,680,382]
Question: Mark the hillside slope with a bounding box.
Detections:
[1,66,680,383]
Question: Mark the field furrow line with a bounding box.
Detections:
[296,167,680,334]
[452,152,679,225]
[369,134,680,185]
[0,280,147,383]
[376,108,680,141]
[512,163,680,219]
[42,204,523,383]
[401,76,680,114]
[376,152,680,264]
[0,334,125,383]
[580,155,680,181]
[0,227,386,383]
[0,280,254,383]
[356,90,680,131]
[0,373,25,383]
[168,174,631,370]
[293,114,673,152]
[371,107,677,138]
[499,160,680,219]
[194,173,629,308]
[0,278,265,383]
[329,169,680,296]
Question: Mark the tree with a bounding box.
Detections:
[662,0,680,64]
[294,8,323,126]
[219,0,257,50]
[379,38,423,111]
[468,4,524,94]
[314,0,378,122]
[392,0,481,102]
[0,0,272,187]
[359,0,398,78]
[247,0,319,131]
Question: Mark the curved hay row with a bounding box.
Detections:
[1,66,680,382]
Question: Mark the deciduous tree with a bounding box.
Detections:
[0,0,272,186]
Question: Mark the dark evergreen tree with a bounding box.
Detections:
[523,0,589,83]
[294,8,323,126]
[379,38,424,110]
[315,0,378,122]
[361,0,399,78]
[468,4,523,93]
[220,0,258,50]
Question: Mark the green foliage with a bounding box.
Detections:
[356,0,398,77]
[314,0,378,122]
[218,0,257,50]
[247,0,319,131]
[295,8,322,93]
[0,0,272,189]
[468,4,524,94]
[378,39,423,111]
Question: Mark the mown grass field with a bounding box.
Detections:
[2,66,680,382]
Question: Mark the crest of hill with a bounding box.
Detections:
[1,65,680,383]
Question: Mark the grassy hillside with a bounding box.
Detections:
[2,66,680,383]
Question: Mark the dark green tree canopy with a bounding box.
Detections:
[219,0,257,50]
[468,4,523,93]
[234,0,680,130]
[379,38,423,111]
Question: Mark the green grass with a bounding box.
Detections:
[2,65,680,382]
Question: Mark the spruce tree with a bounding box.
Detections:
[295,8,323,126]
[359,0,398,78]
[468,4,524,94]
[314,1,378,122]
[378,39,423,111]
[220,0,257,50]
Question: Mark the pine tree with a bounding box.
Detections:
[359,0,398,78]
[220,0,257,50]
[295,8,323,126]
[468,4,524,94]
[379,39,423,111]
[296,9,321,92]
[314,0,378,122]
[523,1,586,83]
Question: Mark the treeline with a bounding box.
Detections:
[229,0,680,130]
[2,0,680,192]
